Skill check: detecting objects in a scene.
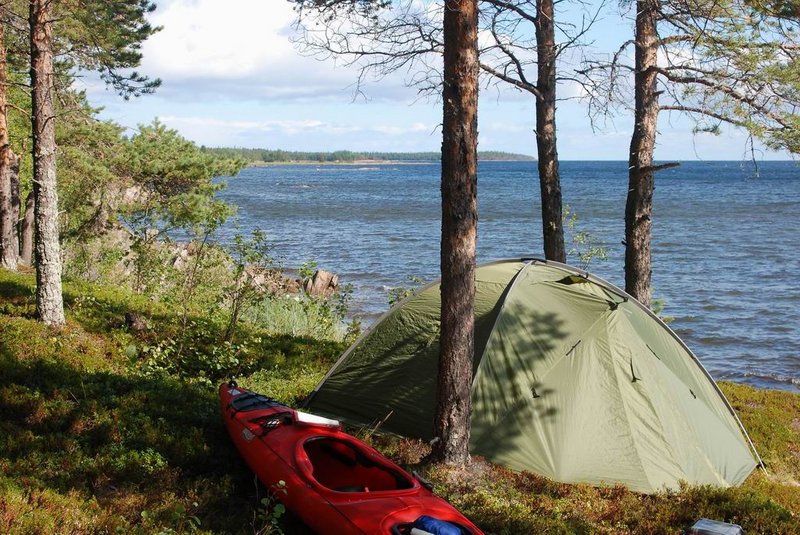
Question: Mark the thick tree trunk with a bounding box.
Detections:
[19,191,34,266]
[625,0,659,309]
[433,0,478,466]
[535,0,565,263]
[0,20,20,270]
[30,0,65,325]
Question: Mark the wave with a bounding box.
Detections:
[741,370,800,388]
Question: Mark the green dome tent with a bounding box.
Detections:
[306,259,760,493]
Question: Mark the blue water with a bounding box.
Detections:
[217,161,800,393]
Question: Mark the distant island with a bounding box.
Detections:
[202,147,536,163]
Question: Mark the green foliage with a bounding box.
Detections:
[298,259,318,279]
[141,502,202,535]
[247,290,356,343]
[121,120,241,235]
[222,230,276,343]
[651,298,675,324]
[55,0,161,98]
[662,0,800,154]
[116,121,243,297]
[563,205,608,270]
[255,481,287,535]
[57,111,126,234]
[387,275,425,306]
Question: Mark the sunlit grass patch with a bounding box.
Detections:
[246,294,353,342]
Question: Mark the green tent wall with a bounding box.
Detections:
[306,259,759,493]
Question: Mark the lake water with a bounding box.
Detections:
[217,161,800,393]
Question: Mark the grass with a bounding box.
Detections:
[1,268,799,534]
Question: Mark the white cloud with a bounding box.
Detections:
[136,0,416,102]
[144,1,299,78]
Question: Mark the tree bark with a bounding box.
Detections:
[535,0,565,263]
[19,191,33,266]
[0,19,20,270]
[30,0,65,325]
[0,151,20,268]
[433,0,478,466]
[625,0,659,309]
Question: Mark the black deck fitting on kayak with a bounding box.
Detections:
[253,412,293,437]
[230,393,284,413]
[228,379,238,388]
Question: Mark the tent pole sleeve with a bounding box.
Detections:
[470,259,535,386]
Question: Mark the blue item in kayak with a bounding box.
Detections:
[413,515,462,535]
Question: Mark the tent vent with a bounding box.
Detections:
[646,344,661,360]
[690,389,697,399]
[566,340,582,356]
[607,296,627,310]
[630,359,640,382]
[555,275,586,285]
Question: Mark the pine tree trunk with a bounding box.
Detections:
[19,191,34,266]
[10,154,19,237]
[0,151,20,268]
[433,0,478,466]
[30,0,65,325]
[535,0,565,263]
[0,20,20,270]
[625,0,659,309]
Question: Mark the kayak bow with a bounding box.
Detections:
[220,382,483,535]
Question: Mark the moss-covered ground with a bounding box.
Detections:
[1,269,798,534]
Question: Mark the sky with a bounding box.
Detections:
[83,0,792,161]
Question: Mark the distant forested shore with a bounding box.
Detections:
[201,147,536,163]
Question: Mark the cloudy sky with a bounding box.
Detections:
[84,0,790,160]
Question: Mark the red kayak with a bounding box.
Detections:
[220,382,483,535]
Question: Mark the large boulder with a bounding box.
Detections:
[303,269,339,297]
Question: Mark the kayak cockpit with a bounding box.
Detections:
[302,437,415,493]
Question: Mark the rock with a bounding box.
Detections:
[303,269,339,297]
[240,266,303,296]
[125,312,147,332]
[122,185,144,205]
[172,245,191,270]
